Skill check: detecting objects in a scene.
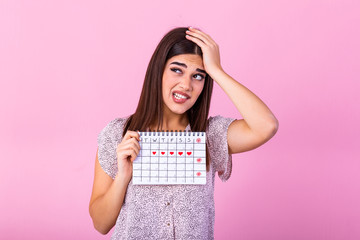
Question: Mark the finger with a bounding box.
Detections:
[120,149,138,162]
[189,28,219,50]
[124,137,141,151]
[129,149,138,162]
[186,31,208,45]
[185,34,206,48]
[118,140,140,155]
[119,149,134,160]
[130,138,141,151]
[187,31,218,49]
[118,135,141,152]
[125,130,140,141]
[128,141,140,156]
[187,27,214,45]
[187,28,210,43]
[186,32,219,57]
[122,130,140,142]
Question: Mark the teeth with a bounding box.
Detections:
[173,93,187,99]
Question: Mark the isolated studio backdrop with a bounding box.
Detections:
[1,0,359,239]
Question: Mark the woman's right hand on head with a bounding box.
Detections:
[116,130,140,183]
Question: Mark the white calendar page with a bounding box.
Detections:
[132,132,206,185]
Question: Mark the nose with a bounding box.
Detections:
[179,75,192,91]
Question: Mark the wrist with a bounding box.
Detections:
[114,173,131,186]
[208,67,226,82]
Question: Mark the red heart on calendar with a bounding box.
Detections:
[152,152,156,155]
[178,152,183,156]
[187,152,192,156]
[197,172,201,176]
[197,158,201,163]
[170,152,174,155]
[196,138,201,143]
[161,152,165,155]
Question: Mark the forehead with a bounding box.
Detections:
[165,54,204,68]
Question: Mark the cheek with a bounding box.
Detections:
[194,81,205,97]
[162,75,171,95]
[163,82,172,97]
[162,73,177,93]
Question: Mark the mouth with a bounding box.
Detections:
[172,91,190,103]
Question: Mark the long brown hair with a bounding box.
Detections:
[123,27,214,171]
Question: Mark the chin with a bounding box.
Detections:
[168,104,191,115]
[164,98,195,115]
[171,108,188,115]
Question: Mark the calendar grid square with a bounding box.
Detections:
[133,131,206,185]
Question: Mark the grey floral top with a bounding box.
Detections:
[97,115,236,240]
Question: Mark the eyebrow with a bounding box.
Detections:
[170,61,207,74]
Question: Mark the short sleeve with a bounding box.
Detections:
[97,118,126,179]
[207,115,236,182]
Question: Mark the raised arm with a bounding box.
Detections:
[210,70,278,154]
[186,27,279,154]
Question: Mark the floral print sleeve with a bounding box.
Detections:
[208,115,237,182]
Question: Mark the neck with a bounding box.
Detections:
[150,110,189,131]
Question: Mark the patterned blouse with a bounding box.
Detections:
[97,115,236,239]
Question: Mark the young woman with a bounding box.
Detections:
[89,26,278,239]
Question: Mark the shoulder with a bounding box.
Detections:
[207,115,237,136]
[103,117,128,131]
[96,117,130,180]
[206,115,237,149]
[206,115,236,181]
[97,116,130,144]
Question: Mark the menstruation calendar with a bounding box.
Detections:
[132,131,206,185]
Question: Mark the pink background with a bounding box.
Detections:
[1,0,359,239]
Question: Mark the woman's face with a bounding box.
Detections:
[162,54,206,117]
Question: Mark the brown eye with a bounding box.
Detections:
[193,74,204,81]
[170,68,182,73]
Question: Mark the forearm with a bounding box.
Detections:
[89,175,129,234]
[210,69,278,134]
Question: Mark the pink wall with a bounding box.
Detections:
[1,0,359,239]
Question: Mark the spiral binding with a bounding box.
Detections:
[139,131,205,137]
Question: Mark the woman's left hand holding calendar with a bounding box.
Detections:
[116,130,140,183]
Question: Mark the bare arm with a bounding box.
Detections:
[89,149,129,234]
[89,131,140,234]
[210,69,279,154]
[186,27,279,154]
